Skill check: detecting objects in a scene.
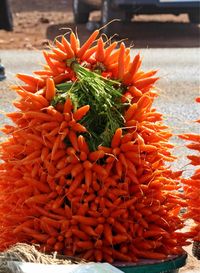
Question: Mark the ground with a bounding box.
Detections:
[0,0,199,49]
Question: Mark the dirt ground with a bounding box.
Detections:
[0,0,199,49]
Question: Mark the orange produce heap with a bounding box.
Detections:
[0,29,188,262]
[179,97,200,245]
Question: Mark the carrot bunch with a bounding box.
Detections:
[0,29,188,262]
[179,97,200,242]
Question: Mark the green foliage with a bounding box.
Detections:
[53,63,125,150]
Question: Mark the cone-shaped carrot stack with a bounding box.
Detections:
[0,29,188,262]
[179,97,200,245]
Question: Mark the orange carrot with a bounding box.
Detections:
[117,43,125,79]
[43,51,59,75]
[61,36,74,58]
[95,37,105,62]
[70,32,80,55]
[73,105,90,121]
[45,78,56,101]
[72,216,98,226]
[82,45,98,61]
[124,103,138,121]
[68,130,79,151]
[135,77,159,89]
[89,150,105,162]
[111,128,122,148]
[77,30,99,58]
[123,54,141,84]
[16,73,45,88]
[104,223,112,244]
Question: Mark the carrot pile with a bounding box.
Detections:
[0,29,189,262]
[179,97,200,243]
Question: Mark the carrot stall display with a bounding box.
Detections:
[0,30,189,262]
[179,97,200,259]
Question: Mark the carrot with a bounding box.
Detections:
[77,30,99,58]
[113,235,128,244]
[92,164,107,177]
[80,225,97,236]
[104,223,112,244]
[134,69,157,82]
[68,130,79,151]
[124,103,138,121]
[114,221,127,234]
[72,216,98,226]
[116,160,123,178]
[187,155,200,165]
[55,39,66,52]
[54,164,73,178]
[95,37,105,62]
[22,227,49,242]
[77,203,88,216]
[63,97,73,113]
[45,78,56,101]
[78,135,90,154]
[186,143,200,151]
[11,84,39,93]
[17,90,49,107]
[23,111,54,121]
[135,77,159,89]
[89,150,105,162]
[117,43,125,79]
[43,51,59,75]
[71,228,89,241]
[71,163,84,177]
[71,123,87,132]
[53,72,72,84]
[73,105,90,121]
[104,41,117,61]
[82,45,98,61]
[44,106,64,122]
[120,141,138,153]
[76,241,94,250]
[94,249,103,262]
[67,173,84,194]
[123,54,141,84]
[70,32,80,55]
[61,36,74,58]
[36,121,59,131]
[16,73,45,88]
[23,177,50,193]
[111,128,122,148]
[178,133,200,142]
[137,250,167,260]
[112,249,132,262]
[50,134,61,160]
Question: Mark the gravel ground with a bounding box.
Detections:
[0,0,199,49]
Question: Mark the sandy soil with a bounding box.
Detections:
[0,0,199,49]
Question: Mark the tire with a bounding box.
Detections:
[101,0,126,36]
[73,0,90,24]
[0,0,13,31]
[188,11,200,24]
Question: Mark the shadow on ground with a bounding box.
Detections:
[47,20,200,48]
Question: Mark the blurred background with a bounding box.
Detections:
[0,0,199,49]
